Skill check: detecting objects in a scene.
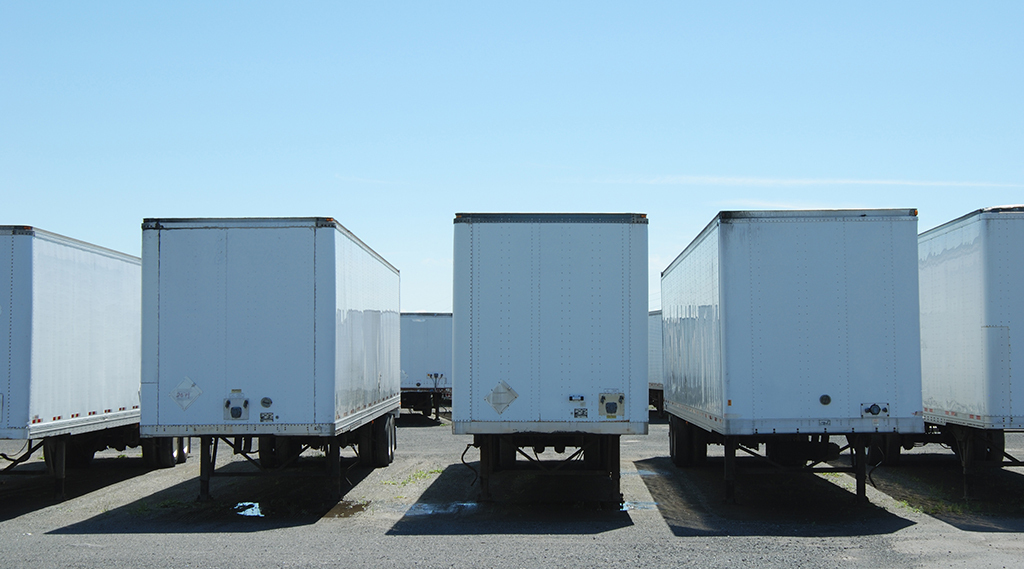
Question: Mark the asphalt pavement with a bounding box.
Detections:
[2,412,1024,568]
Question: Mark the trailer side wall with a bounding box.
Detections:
[919,210,1024,428]
[2,229,141,439]
[662,224,723,427]
[648,311,664,392]
[663,211,923,435]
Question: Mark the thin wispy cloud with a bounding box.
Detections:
[599,175,1022,188]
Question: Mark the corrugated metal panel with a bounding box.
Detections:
[919,208,1024,429]
[453,214,648,435]
[663,209,923,436]
[2,229,141,439]
[141,218,399,436]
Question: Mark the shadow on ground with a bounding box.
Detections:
[396,412,445,428]
[387,461,633,536]
[862,450,1024,532]
[1,456,151,522]
[49,456,373,534]
[637,456,915,537]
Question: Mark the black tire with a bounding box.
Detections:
[389,414,398,457]
[497,437,516,470]
[766,441,807,467]
[141,439,158,468]
[176,437,190,464]
[668,417,677,463]
[42,441,57,475]
[988,430,1006,462]
[358,424,374,466]
[690,424,708,466]
[155,437,180,468]
[669,415,693,467]
[584,435,602,470]
[258,435,278,469]
[65,442,96,468]
[373,414,395,467]
[975,430,1006,463]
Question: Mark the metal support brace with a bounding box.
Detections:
[198,436,214,501]
[1,440,45,472]
[327,438,341,502]
[724,436,737,504]
[607,434,622,504]
[853,435,867,502]
[478,435,493,502]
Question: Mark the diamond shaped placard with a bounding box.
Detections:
[485,381,519,415]
[170,377,203,411]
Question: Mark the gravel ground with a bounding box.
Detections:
[2,412,1024,568]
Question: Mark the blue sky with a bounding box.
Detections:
[2,3,1021,311]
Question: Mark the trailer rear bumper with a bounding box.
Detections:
[666,400,924,436]
[453,420,647,436]
[142,395,401,437]
[2,410,140,440]
[923,410,1024,431]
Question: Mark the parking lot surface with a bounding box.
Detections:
[2,412,1024,568]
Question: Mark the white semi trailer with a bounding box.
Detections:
[400,312,452,418]
[648,310,664,414]
[661,209,924,502]
[141,218,400,500]
[913,206,1024,469]
[0,226,184,499]
[453,213,648,504]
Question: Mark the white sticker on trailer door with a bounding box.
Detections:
[170,377,203,411]
[485,381,519,415]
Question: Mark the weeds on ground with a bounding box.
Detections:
[382,469,444,486]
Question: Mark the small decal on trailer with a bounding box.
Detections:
[574,408,588,418]
[260,412,275,423]
[170,377,203,411]
[485,381,519,414]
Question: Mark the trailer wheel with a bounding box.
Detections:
[358,424,374,466]
[975,430,1005,463]
[258,436,278,469]
[155,437,180,468]
[497,437,517,470]
[65,442,96,468]
[766,441,806,468]
[988,430,1006,462]
[176,437,190,464]
[690,424,708,466]
[669,416,692,467]
[141,439,158,468]
[42,440,58,475]
[373,414,395,467]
